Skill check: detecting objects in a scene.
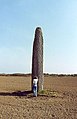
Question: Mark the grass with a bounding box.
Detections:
[38,89,62,98]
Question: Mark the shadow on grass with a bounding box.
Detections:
[0,90,32,97]
[0,90,62,98]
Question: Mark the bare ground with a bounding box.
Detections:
[0,75,77,119]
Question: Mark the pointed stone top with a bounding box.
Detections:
[36,27,42,32]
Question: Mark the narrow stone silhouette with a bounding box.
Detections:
[32,27,44,91]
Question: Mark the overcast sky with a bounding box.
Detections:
[0,0,77,74]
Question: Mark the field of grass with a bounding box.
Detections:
[0,75,77,119]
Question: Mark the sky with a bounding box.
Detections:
[0,0,77,74]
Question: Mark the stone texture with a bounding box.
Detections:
[32,27,44,91]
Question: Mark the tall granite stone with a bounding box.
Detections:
[32,27,44,91]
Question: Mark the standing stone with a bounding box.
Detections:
[32,27,44,91]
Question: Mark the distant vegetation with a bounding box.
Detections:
[0,73,77,77]
[0,73,31,77]
[44,73,77,77]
